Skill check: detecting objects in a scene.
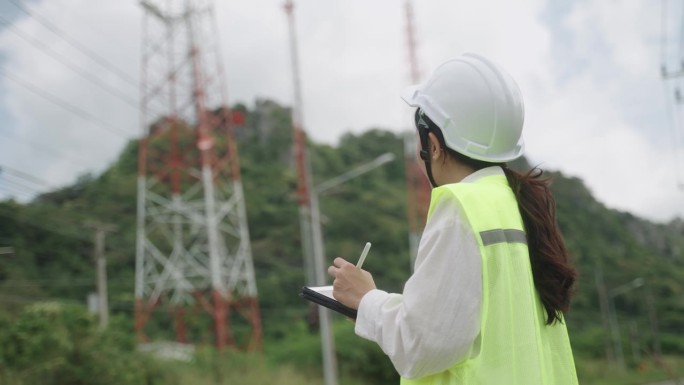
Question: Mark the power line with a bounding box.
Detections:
[0,177,41,194]
[0,9,142,168]
[0,130,92,166]
[0,164,55,189]
[0,15,139,110]
[0,68,131,138]
[0,170,48,201]
[6,0,139,88]
[0,183,34,200]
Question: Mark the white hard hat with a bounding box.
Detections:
[401,53,525,162]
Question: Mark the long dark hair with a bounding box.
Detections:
[502,166,577,324]
[419,111,577,324]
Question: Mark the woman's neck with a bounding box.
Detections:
[434,160,477,185]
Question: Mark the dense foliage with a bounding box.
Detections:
[0,302,170,385]
[0,99,683,383]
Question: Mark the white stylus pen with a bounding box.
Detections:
[356,242,372,269]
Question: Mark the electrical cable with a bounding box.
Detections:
[0,5,142,175]
[0,183,34,199]
[1,177,41,195]
[0,174,45,201]
[0,68,132,138]
[0,164,55,189]
[0,0,268,324]
[6,0,139,88]
[0,15,139,110]
[0,130,97,166]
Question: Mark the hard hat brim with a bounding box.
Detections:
[400,85,421,107]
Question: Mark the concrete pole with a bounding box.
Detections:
[87,223,117,330]
[594,268,615,363]
[309,152,395,385]
[283,2,337,384]
[645,283,662,360]
[607,294,625,372]
[607,277,644,372]
[310,189,338,385]
[95,229,109,330]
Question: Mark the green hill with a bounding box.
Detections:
[0,99,683,384]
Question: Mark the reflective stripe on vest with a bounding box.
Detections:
[479,229,527,246]
[401,173,577,385]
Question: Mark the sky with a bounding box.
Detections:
[0,0,683,223]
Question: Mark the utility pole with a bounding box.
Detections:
[283,2,337,385]
[659,0,684,190]
[594,267,615,363]
[403,0,430,269]
[86,222,117,330]
[645,283,662,361]
[607,277,645,372]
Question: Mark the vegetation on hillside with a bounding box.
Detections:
[0,99,682,384]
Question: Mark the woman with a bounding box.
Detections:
[328,53,578,384]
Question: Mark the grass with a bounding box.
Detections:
[163,350,321,385]
[165,350,684,385]
[161,348,371,385]
[4,346,682,385]
[576,355,684,385]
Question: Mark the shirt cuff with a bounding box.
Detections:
[354,289,390,342]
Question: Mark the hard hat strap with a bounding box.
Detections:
[416,109,439,188]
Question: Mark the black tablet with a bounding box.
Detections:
[300,286,358,319]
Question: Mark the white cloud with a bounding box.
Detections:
[0,0,140,193]
[523,0,684,222]
[0,0,681,222]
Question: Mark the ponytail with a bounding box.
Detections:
[416,111,577,324]
[503,167,577,325]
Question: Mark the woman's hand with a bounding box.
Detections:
[327,257,376,309]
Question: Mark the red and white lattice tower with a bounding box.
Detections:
[135,0,261,350]
[403,0,431,267]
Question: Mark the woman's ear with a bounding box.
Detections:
[428,132,442,160]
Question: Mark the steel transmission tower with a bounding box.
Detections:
[403,0,431,268]
[135,0,261,350]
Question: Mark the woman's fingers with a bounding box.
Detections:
[333,257,351,268]
[328,257,353,278]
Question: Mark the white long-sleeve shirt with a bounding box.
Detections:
[354,167,505,379]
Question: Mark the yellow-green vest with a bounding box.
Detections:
[401,173,578,385]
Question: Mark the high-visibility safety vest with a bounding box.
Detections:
[401,174,578,385]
